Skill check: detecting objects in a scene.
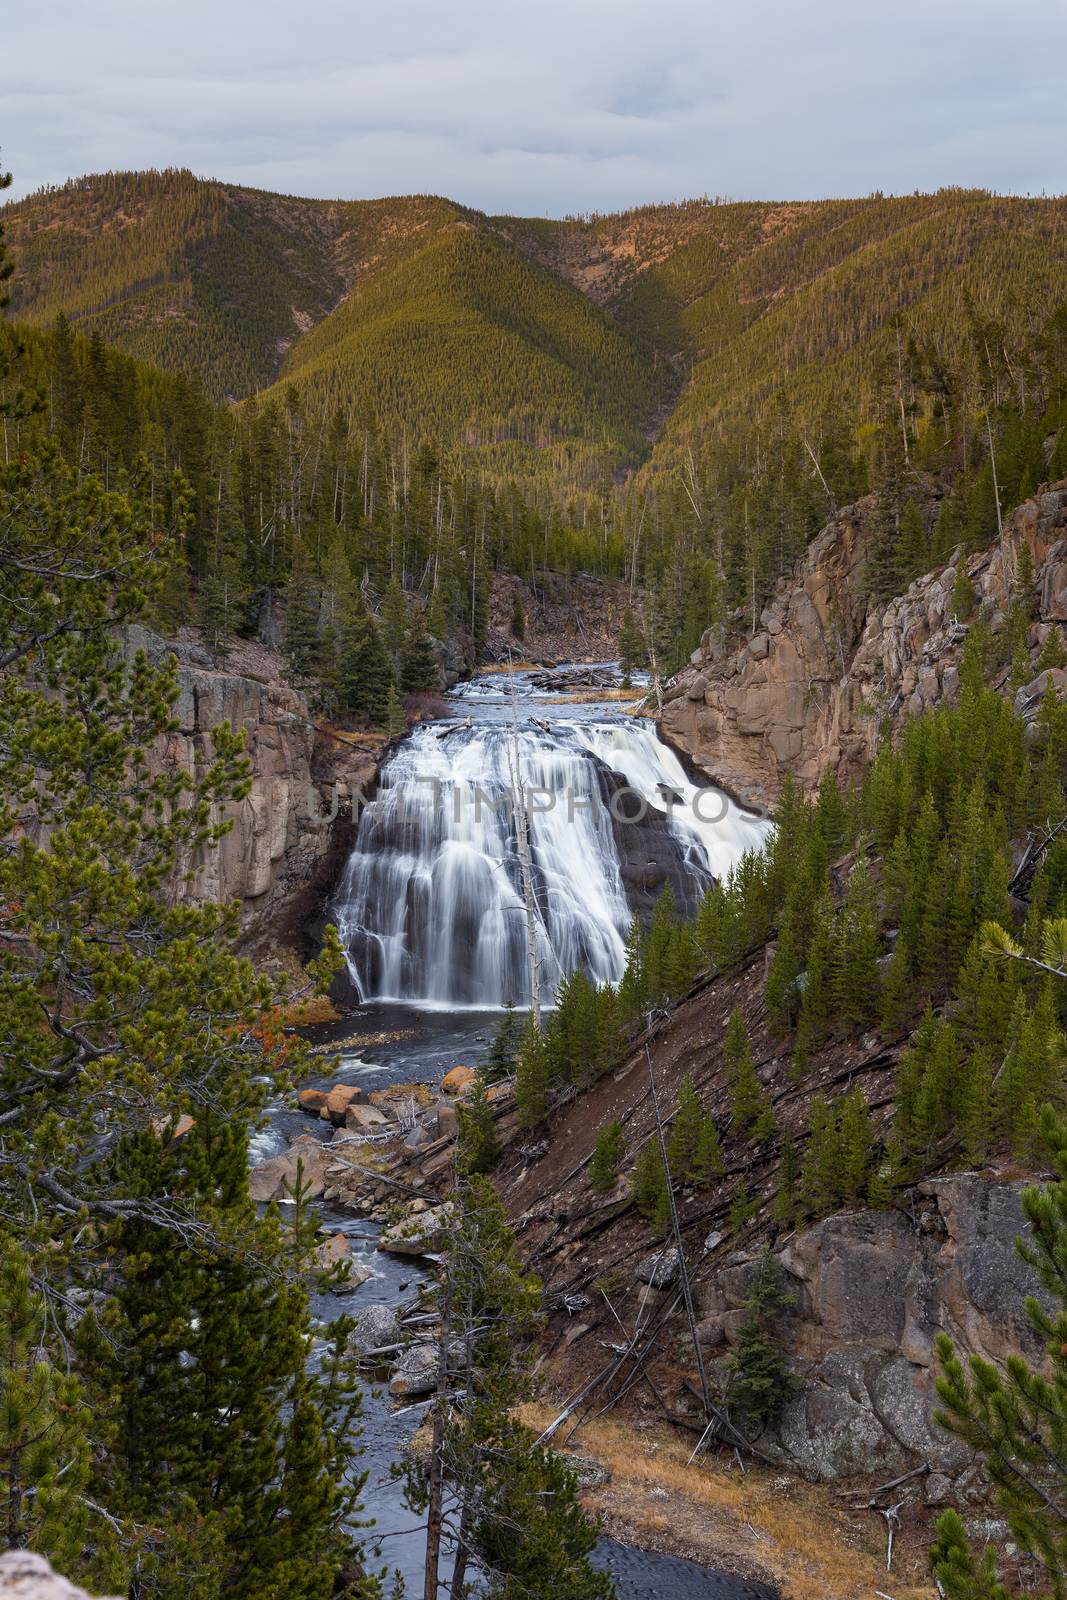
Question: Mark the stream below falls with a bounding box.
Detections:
[266,667,777,1597]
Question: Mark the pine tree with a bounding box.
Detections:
[0,1243,101,1582]
[282,538,322,683]
[951,558,978,620]
[484,999,522,1083]
[801,1095,838,1217]
[399,608,440,693]
[379,575,409,662]
[80,1119,366,1599]
[724,1008,764,1132]
[589,1120,626,1194]
[515,1015,551,1127]
[832,858,881,1030]
[385,683,407,737]
[693,1112,725,1187]
[898,497,929,583]
[724,1253,798,1432]
[456,1076,500,1174]
[728,1179,759,1234]
[351,617,396,724]
[510,590,526,640]
[837,1087,876,1203]
[631,1140,670,1233]
[1037,626,1067,672]
[798,891,835,1044]
[617,606,646,681]
[415,1178,611,1600]
[667,1075,705,1180]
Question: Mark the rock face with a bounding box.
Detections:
[0,1553,121,1600]
[662,482,1067,809]
[127,628,379,949]
[701,1175,1050,1479]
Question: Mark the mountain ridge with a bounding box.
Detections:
[5,173,1067,490]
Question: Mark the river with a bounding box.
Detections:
[267,665,776,1598]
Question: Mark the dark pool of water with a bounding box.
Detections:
[594,1539,775,1600]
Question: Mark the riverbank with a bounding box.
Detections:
[518,1401,934,1600]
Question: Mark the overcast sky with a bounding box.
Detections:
[4,0,1066,213]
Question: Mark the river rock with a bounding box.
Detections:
[378,1201,455,1257]
[321,1084,366,1125]
[345,1103,390,1133]
[249,1133,331,1203]
[312,1232,373,1293]
[297,1088,329,1114]
[389,1342,439,1396]
[440,1065,476,1095]
[402,1123,436,1157]
[925,1471,953,1506]
[351,1303,400,1354]
[636,1247,679,1288]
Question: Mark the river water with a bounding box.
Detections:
[272,666,776,1597]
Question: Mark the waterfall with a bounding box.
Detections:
[334,715,772,1009]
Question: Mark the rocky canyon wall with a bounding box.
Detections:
[662,481,1067,809]
[127,628,380,953]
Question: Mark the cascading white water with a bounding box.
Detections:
[334,698,773,1009]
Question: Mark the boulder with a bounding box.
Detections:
[320,1084,366,1125]
[694,1316,726,1350]
[313,1234,374,1291]
[436,1103,460,1139]
[440,1065,476,1095]
[0,1552,122,1600]
[925,1472,953,1506]
[559,1453,611,1488]
[297,1088,329,1114]
[249,1133,330,1203]
[389,1342,440,1397]
[378,1201,455,1257]
[402,1122,436,1157]
[635,1247,679,1289]
[345,1103,390,1134]
[350,1303,400,1354]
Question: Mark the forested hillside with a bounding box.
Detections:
[4,174,1067,715]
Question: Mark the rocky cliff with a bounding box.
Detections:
[662,481,1067,808]
[127,629,380,953]
[707,1174,1047,1484]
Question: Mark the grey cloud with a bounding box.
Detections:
[3,0,1067,212]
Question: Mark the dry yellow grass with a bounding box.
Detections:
[542,688,643,705]
[517,1403,936,1600]
[271,994,342,1028]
